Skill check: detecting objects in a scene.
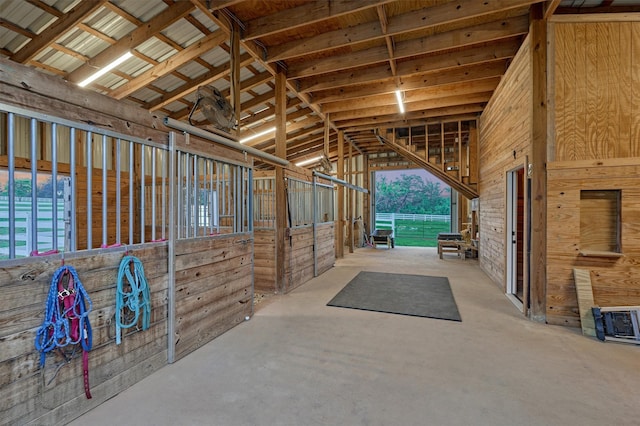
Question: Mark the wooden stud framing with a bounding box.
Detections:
[275,68,287,292]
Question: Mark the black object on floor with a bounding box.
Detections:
[327,271,461,321]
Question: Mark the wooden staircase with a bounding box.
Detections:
[375,122,479,200]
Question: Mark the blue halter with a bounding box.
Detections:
[34,265,93,366]
[115,255,151,344]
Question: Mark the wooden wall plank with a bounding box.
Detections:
[478,34,532,290]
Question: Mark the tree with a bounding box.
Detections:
[375,173,450,214]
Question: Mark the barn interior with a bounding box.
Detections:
[0,0,639,424]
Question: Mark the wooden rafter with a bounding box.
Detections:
[11,0,108,63]
[267,0,538,63]
[67,1,195,84]
[286,15,530,79]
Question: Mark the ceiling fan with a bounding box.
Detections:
[188,85,236,133]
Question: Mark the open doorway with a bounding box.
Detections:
[506,167,525,310]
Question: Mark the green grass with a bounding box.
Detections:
[387,219,451,247]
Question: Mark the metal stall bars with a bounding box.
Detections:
[0,103,170,261]
[313,177,335,276]
[253,176,276,230]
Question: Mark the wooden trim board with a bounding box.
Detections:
[573,268,597,337]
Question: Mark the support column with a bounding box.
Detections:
[363,155,370,238]
[230,22,241,140]
[336,131,345,258]
[275,68,287,292]
[530,4,548,322]
[348,138,354,253]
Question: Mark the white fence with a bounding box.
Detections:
[0,198,66,258]
[375,212,450,230]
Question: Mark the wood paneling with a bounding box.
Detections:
[553,21,640,161]
[254,229,276,292]
[316,223,335,276]
[0,245,168,425]
[547,160,640,326]
[174,234,253,361]
[478,35,532,290]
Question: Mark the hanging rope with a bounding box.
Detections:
[115,255,151,345]
[34,265,93,399]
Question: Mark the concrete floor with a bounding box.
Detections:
[72,246,640,426]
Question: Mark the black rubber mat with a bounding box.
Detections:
[327,271,461,321]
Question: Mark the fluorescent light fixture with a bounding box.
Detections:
[395,90,405,114]
[78,51,134,87]
[239,126,276,144]
[295,155,323,167]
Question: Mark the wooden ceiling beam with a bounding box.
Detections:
[11,0,108,63]
[297,38,520,94]
[322,77,500,113]
[240,98,303,127]
[243,0,391,41]
[287,15,529,79]
[312,60,508,104]
[268,0,536,63]
[190,0,339,134]
[67,1,195,84]
[330,92,493,122]
[110,29,227,99]
[337,105,485,131]
[146,53,253,111]
[245,115,320,147]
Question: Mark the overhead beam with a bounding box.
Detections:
[330,91,493,122]
[110,29,227,99]
[287,15,529,78]
[322,78,500,114]
[11,0,108,64]
[297,38,521,93]
[243,0,391,41]
[312,60,508,104]
[269,0,537,63]
[338,105,485,130]
[66,1,194,84]
[146,53,253,111]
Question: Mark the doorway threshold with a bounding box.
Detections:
[506,293,523,312]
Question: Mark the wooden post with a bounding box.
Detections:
[363,154,370,240]
[230,22,241,140]
[348,138,354,253]
[275,68,287,292]
[529,4,547,322]
[336,131,345,258]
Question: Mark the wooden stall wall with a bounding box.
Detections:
[546,18,640,326]
[315,222,335,276]
[173,235,253,360]
[284,226,315,293]
[0,58,256,422]
[478,35,533,289]
[0,246,168,426]
[254,229,276,292]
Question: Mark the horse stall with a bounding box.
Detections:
[252,168,335,293]
[0,59,253,424]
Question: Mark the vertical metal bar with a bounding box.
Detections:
[193,155,198,236]
[129,140,134,246]
[7,113,16,259]
[140,145,146,243]
[162,149,167,240]
[70,128,77,251]
[30,118,38,255]
[209,160,214,234]
[177,151,182,239]
[116,138,121,244]
[167,132,176,363]
[313,176,318,276]
[152,146,157,241]
[235,166,241,233]
[86,131,93,250]
[185,153,191,238]
[101,134,107,247]
[248,168,253,233]
[216,161,220,233]
[52,123,59,252]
